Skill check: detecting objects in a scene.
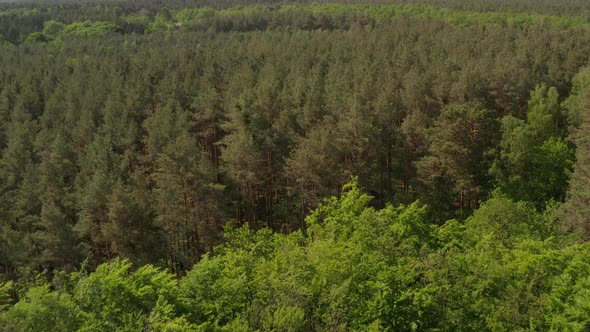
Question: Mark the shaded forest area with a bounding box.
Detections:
[1,0,590,330]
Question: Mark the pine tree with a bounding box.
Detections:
[418,102,498,213]
[560,68,590,238]
[102,176,164,266]
[75,94,139,264]
[0,100,38,273]
[284,120,343,223]
[148,102,225,271]
[75,134,121,263]
[34,132,80,270]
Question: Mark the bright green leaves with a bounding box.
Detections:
[26,20,120,43]
[60,21,121,38]
[74,260,181,331]
[464,194,556,247]
[491,84,574,207]
[527,85,564,142]
[422,201,585,331]
[544,244,590,330]
[0,181,589,330]
[180,225,279,328]
[534,138,575,200]
[0,285,82,332]
[178,181,435,331]
[42,20,65,38]
[48,182,576,331]
[0,281,13,312]
[0,259,195,331]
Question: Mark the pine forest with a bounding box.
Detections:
[1,0,590,330]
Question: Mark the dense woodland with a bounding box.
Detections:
[1,0,590,330]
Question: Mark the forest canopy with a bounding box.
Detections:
[3,182,590,331]
[1,0,590,330]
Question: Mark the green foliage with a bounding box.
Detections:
[25,20,120,42]
[0,258,195,331]
[491,85,574,207]
[179,181,436,330]
[1,0,589,273]
[25,32,50,43]
[0,281,13,311]
[1,1,590,330]
[0,285,82,331]
[63,21,120,38]
[560,67,590,238]
[418,102,498,216]
[122,10,152,32]
[73,259,183,331]
[527,85,564,142]
[13,2,590,44]
[42,20,65,38]
[2,182,589,330]
[465,193,555,247]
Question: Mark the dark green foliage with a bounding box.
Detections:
[103,177,164,266]
[0,0,588,270]
[418,102,498,216]
[152,107,225,271]
[560,68,590,239]
[0,1,589,329]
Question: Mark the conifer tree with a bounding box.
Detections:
[560,68,590,238]
[35,132,80,270]
[149,101,225,271]
[418,102,498,212]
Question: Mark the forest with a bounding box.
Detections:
[1,0,590,330]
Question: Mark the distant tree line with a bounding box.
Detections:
[2,1,590,44]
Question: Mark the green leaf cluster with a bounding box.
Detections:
[2,182,589,330]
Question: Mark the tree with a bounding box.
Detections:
[285,120,343,224]
[0,285,82,332]
[0,100,39,274]
[42,20,65,40]
[75,94,139,265]
[75,134,121,264]
[34,132,80,270]
[73,259,188,331]
[151,103,225,271]
[526,84,564,142]
[399,110,431,203]
[102,176,165,266]
[417,102,498,214]
[491,85,574,207]
[560,67,590,238]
